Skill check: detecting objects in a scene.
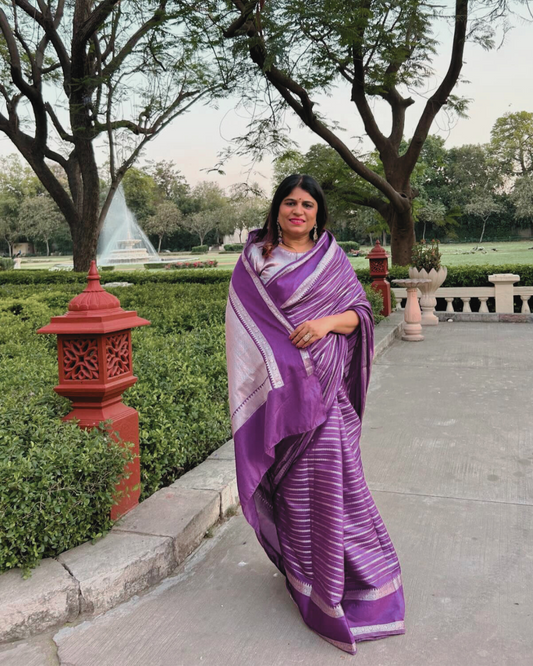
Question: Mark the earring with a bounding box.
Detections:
[277,220,283,244]
[313,224,318,242]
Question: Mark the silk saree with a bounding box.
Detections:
[226,230,405,655]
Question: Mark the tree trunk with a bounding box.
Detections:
[368,233,373,245]
[71,219,100,272]
[46,239,50,256]
[158,236,163,253]
[382,230,387,246]
[386,205,416,266]
[422,221,427,241]
[199,232,205,246]
[479,218,488,244]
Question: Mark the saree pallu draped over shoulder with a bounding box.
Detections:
[226,231,405,655]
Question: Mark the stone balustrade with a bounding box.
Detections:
[392,277,533,315]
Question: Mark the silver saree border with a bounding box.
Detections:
[241,250,314,377]
[344,573,403,601]
[228,283,283,390]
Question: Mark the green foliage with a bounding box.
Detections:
[0,269,233,286]
[223,244,244,252]
[355,263,533,287]
[411,239,442,272]
[0,257,14,271]
[337,241,360,252]
[363,285,384,324]
[0,293,130,574]
[191,245,209,253]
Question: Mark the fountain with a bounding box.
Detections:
[97,185,161,267]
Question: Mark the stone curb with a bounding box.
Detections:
[0,317,402,645]
[436,311,533,323]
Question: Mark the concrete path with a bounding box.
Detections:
[2,322,532,666]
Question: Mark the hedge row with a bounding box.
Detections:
[191,245,208,253]
[337,241,360,252]
[0,283,231,574]
[0,268,233,285]
[5,263,532,288]
[223,244,244,252]
[354,263,533,287]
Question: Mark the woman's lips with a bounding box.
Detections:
[289,218,305,225]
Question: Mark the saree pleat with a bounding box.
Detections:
[226,231,405,655]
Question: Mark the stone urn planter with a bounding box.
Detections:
[408,266,447,326]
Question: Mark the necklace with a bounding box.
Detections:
[280,240,315,253]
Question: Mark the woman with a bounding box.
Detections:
[226,174,405,655]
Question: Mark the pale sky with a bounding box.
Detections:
[1,16,531,196]
[141,18,533,194]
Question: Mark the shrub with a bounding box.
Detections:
[0,268,233,285]
[99,265,115,271]
[0,257,14,271]
[363,285,384,324]
[191,245,208,254]
[337,241,360,253]
[223,244,244,252]
[0,294,130,574]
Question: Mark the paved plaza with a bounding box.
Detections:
[1,322,532,666]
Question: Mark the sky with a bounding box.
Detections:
[1,11,531,196]
[139,17,533,195]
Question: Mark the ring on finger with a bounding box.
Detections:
[302,332,312,342]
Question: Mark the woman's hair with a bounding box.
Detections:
[255,174,328,257]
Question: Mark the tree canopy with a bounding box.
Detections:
[0,1,231,269]
[223,0,512,264]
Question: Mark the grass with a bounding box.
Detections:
[14,240,533,272]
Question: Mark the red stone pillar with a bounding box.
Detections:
[38,261,150,520]
[367,240,392,317]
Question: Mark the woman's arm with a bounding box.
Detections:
[290,310,360,348]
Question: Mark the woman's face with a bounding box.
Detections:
[278,186,318,242]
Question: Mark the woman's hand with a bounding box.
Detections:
[290,311,360,349]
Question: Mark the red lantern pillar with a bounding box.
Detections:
[367,240,392,317]
[38,261,150,520]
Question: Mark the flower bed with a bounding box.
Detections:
[165,260,218,269]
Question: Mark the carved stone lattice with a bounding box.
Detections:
[106,332,131,378]
[63,338,99,380]
[370,259,388,274]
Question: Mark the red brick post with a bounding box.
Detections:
[38,261,150,520]
[367,240,392,317]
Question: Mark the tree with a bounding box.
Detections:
[0,155,37,255]
[18,195,68,255]
[0,2,229,270]
[181,211,217,247]
[122,168,159,223]
[223,0,505,264]
[511,176,533,223]
[185,181,230,245]
[465,194,503,244]
[226,186,268,241]
[490,111,533,177]
[144,201,182,252]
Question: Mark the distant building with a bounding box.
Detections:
[223,229,250,246]
[13,242,35,255]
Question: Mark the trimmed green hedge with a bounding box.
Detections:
[191,245,208,253]
[0,268,233,285]
[355,263,533,287]
[337,241,360,252]
[0,294,130,574]
[223,244,244,252]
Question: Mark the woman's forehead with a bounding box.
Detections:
[283,187,317,203]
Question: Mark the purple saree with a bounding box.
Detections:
[226,231,405,655]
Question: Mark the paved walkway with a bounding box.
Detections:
[2,323,532,666]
